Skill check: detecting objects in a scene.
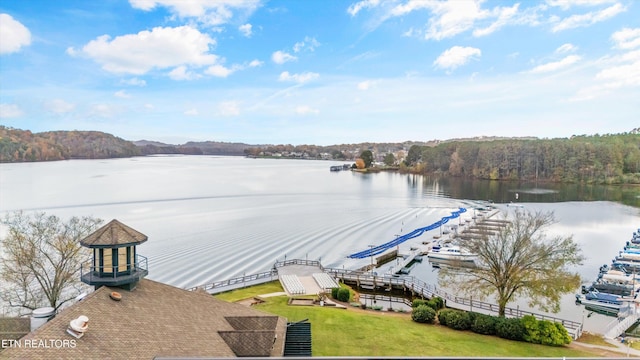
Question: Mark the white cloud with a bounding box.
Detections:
[0,103,24,118]
[433,46,481,71]
[168,65,201,80]
[129,0,261,27]
[347,0,380,16]
[218,101,240,116]
[278,71,319,83]
[295,105,319,115]
[0,14,31,54]
[572,50,640,101]
[121,78,147,86]
[612,28,640,50]
[248,59,263,67]
[73,26,217,75]
[271,50,297,64]
[529,55,581,73]
[472,4,520,37]
[184,108,199,116]
[239,23,252,37]
[546,0,618,10]
[293,37,320,52]
[44,99,75,114]
[114,90,132,99]
[551,3,625,32]
[556,43,578,53]
[423,1,489,40]
[205,64,235,77]
[89,104,117,118]
[357,80,376,90]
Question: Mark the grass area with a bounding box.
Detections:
[213,281,284,302]
[577,332,616,348]
[213,281,608,357]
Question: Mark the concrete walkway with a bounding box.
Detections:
[572,338,640,357]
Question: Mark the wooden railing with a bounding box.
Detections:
[185,258,582,338]
[325,269,582,338]
[186,269,277,292]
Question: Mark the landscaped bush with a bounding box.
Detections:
[470,313,497,335]
[412,299,427,308]
[331,287,339,299]
[427,296,444,311]
[437,308,458,326]
[372,305,383,311]
[521,315,540,343]
[446,310,472,331]
[337,288,350,302]
[411,305,436,324]
[521,315,571,346]
[495,317,526,341]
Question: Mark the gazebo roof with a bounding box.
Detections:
[80,219,148,248]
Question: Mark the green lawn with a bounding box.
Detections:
[215,282,600,357]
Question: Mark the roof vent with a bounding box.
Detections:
[67,315,89,339]
[30,307,55,331]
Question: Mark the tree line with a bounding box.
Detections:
[403,132,640,184]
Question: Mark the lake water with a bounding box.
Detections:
[1,155,639,331]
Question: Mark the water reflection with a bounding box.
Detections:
[411,176,640,207]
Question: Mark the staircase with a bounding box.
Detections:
[604,311,640,339]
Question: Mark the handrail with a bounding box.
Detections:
[184,258,581,337]
[80,254,148,279]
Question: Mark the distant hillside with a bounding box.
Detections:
[0,127,140,162]
[132,140,261,156]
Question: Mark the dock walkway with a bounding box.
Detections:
[188,259,584,339]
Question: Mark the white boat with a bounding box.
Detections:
[427,245,477,261]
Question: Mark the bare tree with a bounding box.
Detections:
[1,211,103,314]
[439,210,584,316]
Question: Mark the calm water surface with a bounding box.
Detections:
[1,156,639,331]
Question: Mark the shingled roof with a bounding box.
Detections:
[0,279,286,359]
[80,219,148,248]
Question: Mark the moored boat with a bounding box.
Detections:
[426,245,476,261]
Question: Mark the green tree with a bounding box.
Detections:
[439,210,584,317]
[383,153,396,166]
[0,211,103,314]
[359,150,374,168]
[404,145,422,166]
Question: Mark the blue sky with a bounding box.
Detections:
[0,0,638,145]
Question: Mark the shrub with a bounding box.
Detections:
[412,299,428,308]
[553,322,572,346]
[447,310,471,331]
[437,309,458,326]
[337,288,350,302]
[521,316,572,346]
[521,315,540,344]
[360,303,367,310]
[412,305,436,324]
[427,296,445,311]
[495,317,526,341]
[331,287,339,299]
[372,305,383,311]
[470,313,497,335]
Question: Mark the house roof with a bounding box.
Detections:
[1,279,286,359]
[0,317,30,342]
[80,219,148,248]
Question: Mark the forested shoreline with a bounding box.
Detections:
[2,125,639,185]
[402,132,640,184]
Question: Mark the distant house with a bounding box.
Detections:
[1,220,286,359]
